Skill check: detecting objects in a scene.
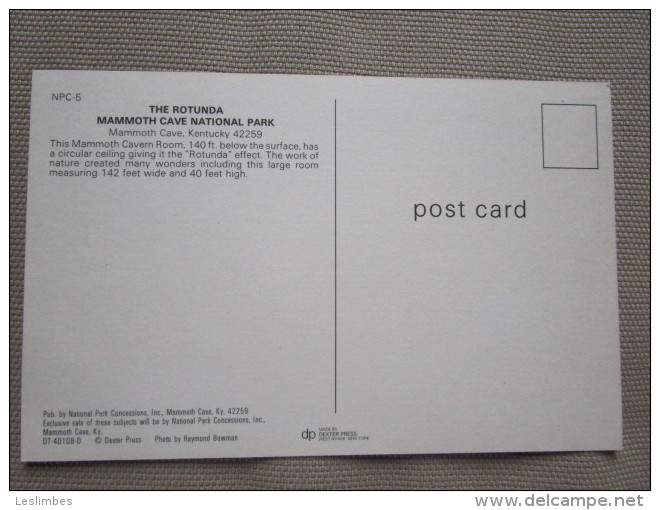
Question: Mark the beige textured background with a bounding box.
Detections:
[9,10,650,490]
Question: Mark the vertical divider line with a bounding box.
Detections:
[334,99,337,414]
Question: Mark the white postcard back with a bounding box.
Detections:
[21,71,621,461]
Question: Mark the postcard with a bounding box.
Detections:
[21,71,621,461]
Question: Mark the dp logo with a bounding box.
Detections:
[301,429,316,441]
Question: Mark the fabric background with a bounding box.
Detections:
[9,10,650,490]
